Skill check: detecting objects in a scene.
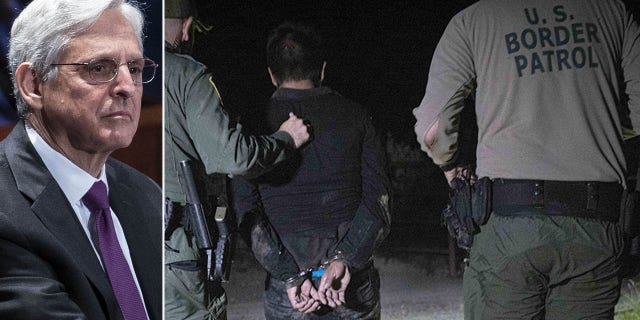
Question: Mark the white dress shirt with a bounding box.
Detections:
[27,125,149,319]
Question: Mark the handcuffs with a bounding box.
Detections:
[284,251,346,288]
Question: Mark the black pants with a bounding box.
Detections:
[263,264,381,320]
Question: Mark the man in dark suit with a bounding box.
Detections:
[0,0,161,319]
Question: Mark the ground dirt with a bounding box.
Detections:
[225,240,464,320]
[225,239,640,320]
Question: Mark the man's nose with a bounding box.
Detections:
[113,64,137,97]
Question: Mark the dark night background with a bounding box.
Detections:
[189,0,639,146]
[0,0,637,143]
[190,0,478,145]
[0,0,638,243]
[188,0,483,253]
[186,0,640,253]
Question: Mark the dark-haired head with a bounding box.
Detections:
[266,22,325,87]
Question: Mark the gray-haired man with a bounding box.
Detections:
[0,0,162,318]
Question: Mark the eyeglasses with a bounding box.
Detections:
[51,57,158,85]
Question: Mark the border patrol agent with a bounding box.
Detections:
[414,0,640,318]
[164,1,310,318]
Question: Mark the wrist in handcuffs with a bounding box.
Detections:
[284,268,312,288]
[321,251,347,269]
[284,251,348,288]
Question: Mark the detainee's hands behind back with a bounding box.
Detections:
[318,260,351,308]
[287,278,321,313]
[278,112,310,148]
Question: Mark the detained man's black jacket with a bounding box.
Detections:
[232,87,391,282]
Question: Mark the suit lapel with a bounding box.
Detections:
[5,123,118,312]
[31,183,113,291]
[107,164,161,319]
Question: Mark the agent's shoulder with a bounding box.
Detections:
[165,51,208,74]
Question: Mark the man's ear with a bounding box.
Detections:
[15,63,43,111]
[267,67,279,87]
[181,16,194,42]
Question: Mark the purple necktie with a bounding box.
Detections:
[82,181,147,320]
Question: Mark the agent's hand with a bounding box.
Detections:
[444,167,462,186]
[444,166,475,187]
[318,260,351,307]
[278,112,310,148]
[286,278,321,314]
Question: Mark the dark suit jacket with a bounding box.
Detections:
[0,122,162,320]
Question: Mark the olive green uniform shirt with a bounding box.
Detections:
[164,50,295,320]
[164,51,294,203]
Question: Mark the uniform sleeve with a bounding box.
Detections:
[412,12,476,167]
[184,70,295,177]
[622,7,640,135]
[333,114,391,270]
[0,215,87,320]
[231,176,299,282]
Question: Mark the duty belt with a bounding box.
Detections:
[491,179,622,222]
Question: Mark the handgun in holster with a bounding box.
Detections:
[619,136,640,278]
[442,166,492,250]
[179,160,233,283]
[620,135,640,238]
[620,173,639,238]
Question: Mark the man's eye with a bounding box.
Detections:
[89,61,113,75]
[128,60,144,75]
[129,66,142,75]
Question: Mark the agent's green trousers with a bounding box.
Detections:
[165,227,227,320]
[464,212,623,320]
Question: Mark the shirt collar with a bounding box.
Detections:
[26,125,108,205]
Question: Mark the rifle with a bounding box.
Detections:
[179,160,233,282]
[180,160,215,282]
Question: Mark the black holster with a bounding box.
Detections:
[620,188,639,238]
[443,175,492,250]
[620,164,640,238]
